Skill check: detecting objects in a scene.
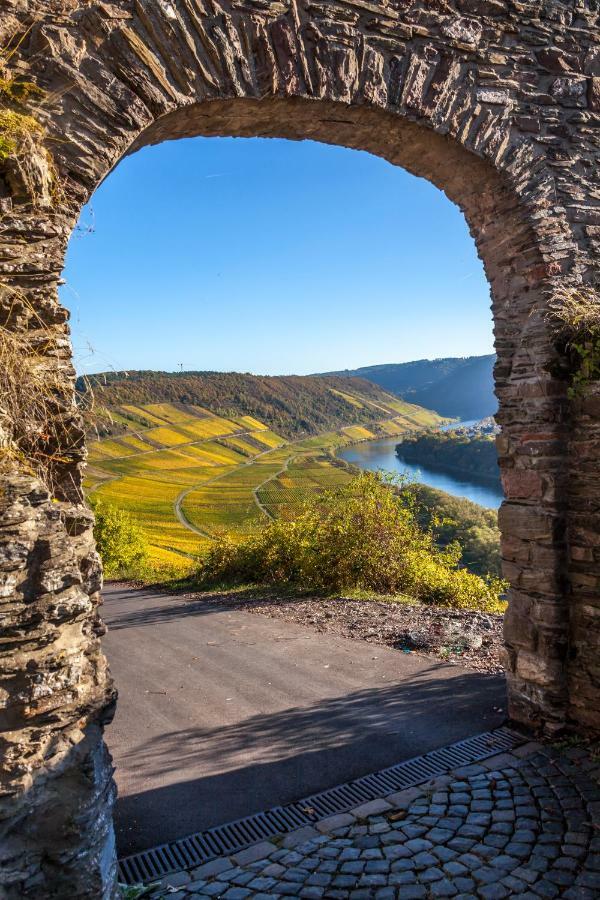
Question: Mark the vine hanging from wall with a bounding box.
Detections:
[548,285,600,399]
[0,25,76,493]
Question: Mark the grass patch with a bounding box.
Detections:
[343,425,376,441]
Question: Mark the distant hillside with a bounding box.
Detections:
[323,355,496,421]
[78,370,442,441]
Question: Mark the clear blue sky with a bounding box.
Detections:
[61,136,493,376]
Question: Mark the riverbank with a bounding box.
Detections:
[396,430,501,495]
[395,449,502,487]
[337,433,504,509]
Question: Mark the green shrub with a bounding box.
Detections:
[411,484,501,577]
[195,472,506,612]
[90,498,149,579]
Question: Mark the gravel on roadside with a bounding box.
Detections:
[180,589,505,675]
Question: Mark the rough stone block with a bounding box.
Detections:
[498,504,558,542]
[231,842,277,866]
[316,813,356,833]
[350,799,393,818]
[281,826,320,849]
[191,857,233,879]
[387,787,426,808]
[502,469,544,500]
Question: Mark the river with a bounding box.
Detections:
[337,424,504,510]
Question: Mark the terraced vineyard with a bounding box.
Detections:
[87,402,283,568]
[86,387,445,574]
[255,454,353,521]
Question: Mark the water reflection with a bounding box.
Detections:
[337,432,503,510]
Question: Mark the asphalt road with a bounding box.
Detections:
[102,585,506,856]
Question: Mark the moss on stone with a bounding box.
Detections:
[0,107,44,162]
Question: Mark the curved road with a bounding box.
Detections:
[173,445,288,537]
[101,585,506,856]
[252,453,297,520]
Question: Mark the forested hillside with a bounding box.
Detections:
[323,355,496,420]
[78,370,441,440]
[412,484,501,577]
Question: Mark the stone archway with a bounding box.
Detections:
[0,1,598,896]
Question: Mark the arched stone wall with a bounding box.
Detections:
[0,1,598,896]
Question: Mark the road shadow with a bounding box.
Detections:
[114,669,505,855]
[102,588,235,630]
[102,584,503,634]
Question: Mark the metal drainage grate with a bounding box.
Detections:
[118,805,311,885]
[118,726,524,884]
[293,725,520,823]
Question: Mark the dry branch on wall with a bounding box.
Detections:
[0,304,89,495]
[547,285,600,396]
[548,285,600,337]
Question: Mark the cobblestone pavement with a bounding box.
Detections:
[139,741,600,899]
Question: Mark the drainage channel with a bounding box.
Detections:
[118,726,523,885]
